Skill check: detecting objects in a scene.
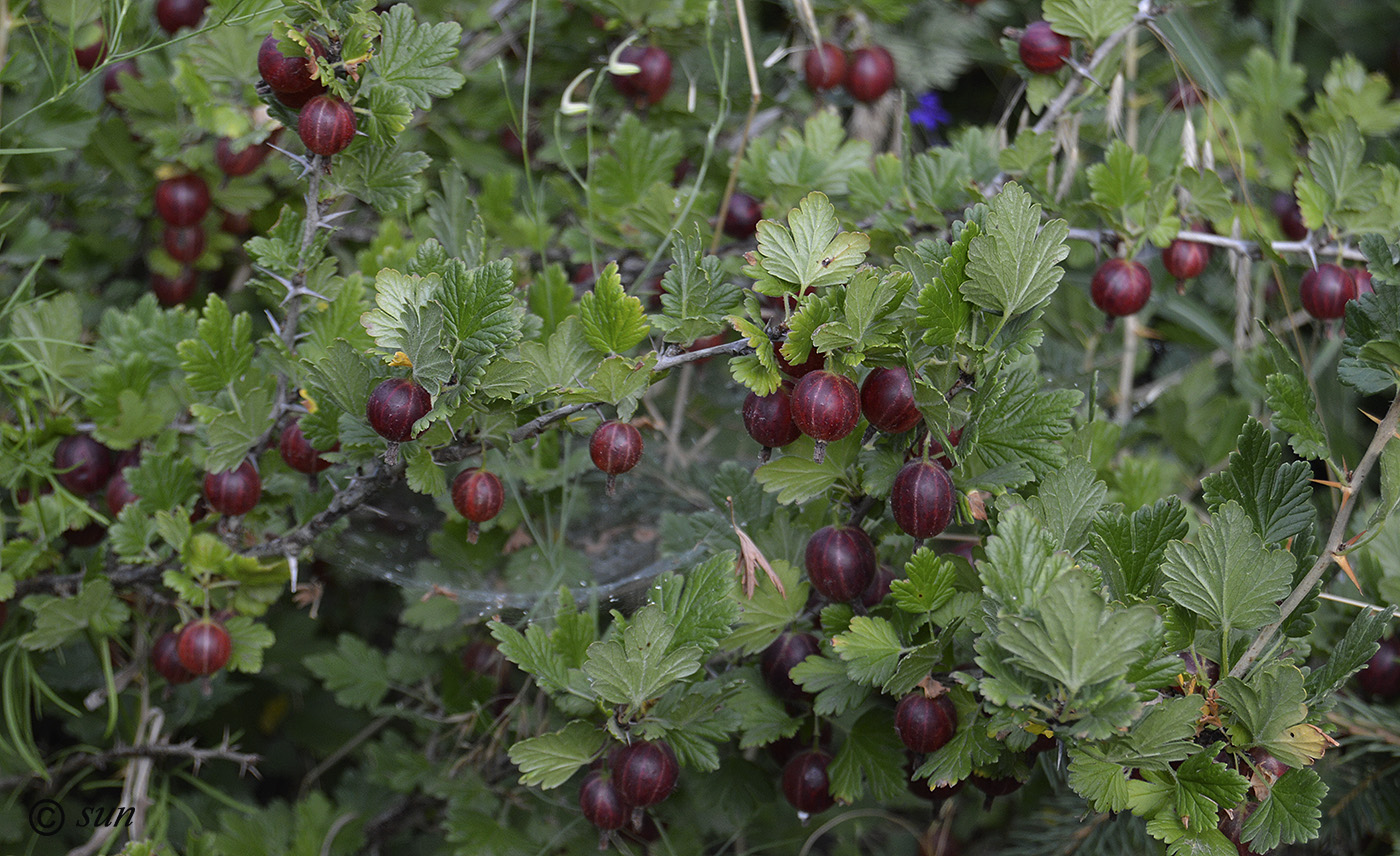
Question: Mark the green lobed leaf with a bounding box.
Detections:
[1339,282,1400,394]
[1306,605,1397,709]
[439,258,522,377]
[177,295,254,393]
[1215,664,1311,766]
[336,144,433,211]
[790,653,871,716]
[830,616,908,686]
[490,620,571,695]
[19,578,130,651]
[911,687,1001,787]
[579,262,650,355]
[371,4,466,110]
[1161,502,1294,635]
[753,448,843,504]
[979,506,1076,610]
[1024,457,1108,553]
[191,378,278,473]
[582,605,704,709]
[1173,748,1250,833]
[304,634,390,709]
[1067,751,1132,812]
[1086,496,1190,601]
[1240,767,1325,851]
[748,191,870,293]
[652,553,741,656]
[637,680,738,772]
[593,113,684,210]
[1259,325,1328,460]
[1043,0,1137,42]
[727,560,808,655]
[651,229,743,344]
[508,721,607,789]
[903,230,975,347]
[810,270,914,360]
[1087,140,1153,213]
[969,362,1081,482]
[890,548,956,614]
[730,668,804,748]
[829,707,906,803]
[224,616,276,673]
[1200,419,1314,545]
[961,182,1070,319]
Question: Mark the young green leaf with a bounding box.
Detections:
[1200,419,1314,546]
[968,362,1081,482]
[747,191,870,293]
[727,559,808,655]
[1043,0,1136,42]
[754,452,843,505]
[1161,501,1294,636]
[1085,496,1189,601]
[1259,326,1328,460]
[304,634,391,709]
[1305,605,1397,708]
[1340,282,1400,394]
[651,230,743,344]
[831,616,907,686]
[579,262,650,355]
[911,687,1001,787]
[1086,140,1153,214]
[903,236,973,347]
[789,653,871,716]
[177,295,254,393]
[730,668,804,747]
[1023,457,1109,553]
[582,605,703,710]
[979,506,1076,610]
[1172,748,1249,833]
[1215,664,1315,767]
[961,182,1070,319]
[890,548,956,614]
[372,4,466,110]
[593,114,684,210]
[652,552,741,655]
[1240,767,1326,851]
[508,721,607,789]
[1067,751,1132,812]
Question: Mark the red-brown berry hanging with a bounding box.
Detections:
[1019,21,1072,74]
[155,0,207,34]
[760,632,820,701]
[452,469,504,544]
[895,692,958,753]
[611,45,672,107]
[579,770,630,837]
[611,740,679,808]
[860,367,921,434]
[215,136,275,177]
[105,473,138,516]
[257,33,326,95]
[782,750,836,818]
[366,378,433,443]
[791,370,860,462]
[723,192,763,240]
[590,421,643,496]
[804,43,846,92]
[152,630,195,684]
[845,46,895,103]
[177,618,232,676]
[804,524,876,602]
[743,385,802,461]
[891,460,955,539]
[278,421,338,474]
[53,434,114,495]
[861,564,896,607]
[1357,638,1400,701]
[1162,238,1210,282]
[298,95,357,156]
[154,174,210,228]
[75,36,107,71]
[1272,192,1308,240]
[203,459,262,516]
[162,225,205,263]
[1299,263,1357,320]
[152,270,197,306]
[1090,258,1152,318]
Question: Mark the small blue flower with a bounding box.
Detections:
[909,91,951,134]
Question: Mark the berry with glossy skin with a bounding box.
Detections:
[805,524,876,602]
[177,619,231,676]
[782,750,835,817]
[760,632,820,700]
[590,421,643,496]
[452,469,504,544]
[278,421,338,474]
[1019,21,1072,74]
[366,378,432,443]
[723,192,763,239]
[861,367,921,434]
[105,473,138,516]
[1091,258,1152,317]
[1357,637,1400,700]
[154,174,210,228]
[845,46,895,103]
[203,460,261,516]
[891,460,955,539]
[791,371,860,463]
[1299,263,1357,320]
[257,33,326,95]
[152,630,195,685]
[162,225,205,263]
[804,43,846,91]
[1162,239,1210,281]
[298,95,356,156]
[743,385,802,460]
[75,37,107,71]
[579,770,629,833]
[156,0,207,34]
[611,740,679,808]
[215,137,274,177]
[1272,192,1308,240]
[611,45,672,106]
[895,693,958,753]
[53,434,114,495]
[152,270,197,306]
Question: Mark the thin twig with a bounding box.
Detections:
[1232,390,1400,679]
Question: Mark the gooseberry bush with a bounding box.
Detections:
[6,1,1400,855]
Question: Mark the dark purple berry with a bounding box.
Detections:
[102,61,139,100]
[452,469,504,543]
[257,33,326,95]
[53,434,114,495]
[845,46,895,103]
[1357,638,1400,701]
[105,473,138,515]
[366,378,432,443]
[1248,747,1288,781]
[75,37,107,71]
[203,459,261,516]
[1176,651,1220,685]
[611,45,672,106]
[162,225,205,263]
[153,270,197,306]
[215,137,273,177]
[805,524,876,602]
[64,519,107,547]
[1162,239,1210,281]
[895,693,958,753]
[1166,80,1204,109]
[1090,258,1152,317]
[154,174,210,228]
[791,370,860,463]
[891,460,955,539]
[1019,21,1071,74]
[152,630,195,684]
[1272,192,1308,240]
[861,564,896,607]
[1299,263,1356,320]
[804,43,846,91]
[1355,269,1374,296]
[279,421,338,474]
[860,367,921,433]
[723,192,763,239]
[298,95,357,156]
[969,774,1023,798]
[155,0,207,34]
[590,421,643,496]
[782,750,835,817]
[760,632,820,700]
[177,618,231,676]
[611,740,679,808]
[743,385,802,459]
[579,770,630,832]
